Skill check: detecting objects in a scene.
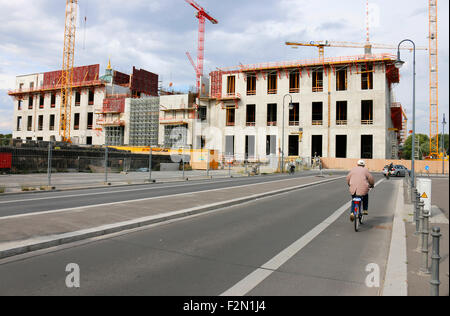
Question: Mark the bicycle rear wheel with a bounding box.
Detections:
[354,207,359,232]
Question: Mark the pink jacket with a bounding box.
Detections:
[346,166,375,196]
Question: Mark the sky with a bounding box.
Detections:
[0,0,448,136]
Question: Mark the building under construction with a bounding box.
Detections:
[194,53,407,161]
[8,62,160,146]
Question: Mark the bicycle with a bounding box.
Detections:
[351,196,364,232]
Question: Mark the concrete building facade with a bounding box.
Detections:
[196,53,405,162]
[8,63,159,146]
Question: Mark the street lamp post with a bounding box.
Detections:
[282,94,294,173]
[442,114,447,175]
[395,39,416,193]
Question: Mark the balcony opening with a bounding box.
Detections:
[246,104,256,126]
[226,108,235,126]
[267,103,277,126]
[18,100,22,110]
[288,135,299,156]
[27,116,32,131]
[28,96,33,109]
[311,135,323,158]
[74,113,80,130]
[245,135,255,160]
[49,114,55,131]
[39,95,44,109]
[198,106,207,121]
[312,102,323,125]
[51,93,56,108]
[312,70,323,92]
[336,101,347,125]
[227,76,236,96]
[246,75,256,96]
[361,64,373,90]
[289,103,299,126]
[88,90,94,105]
[75,91,81,106]
[38,115,43,131]
[336,135,347,158]
[87,112,93,130]
[336,68,347,91]
[361,135,373,159]
[361,100,373,125]
[225,135,235,157]
[289,71,300,93]
[266,135,276,156]
[267,73,277,94]
[16,116,22,131]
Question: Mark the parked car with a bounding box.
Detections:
[137,167,149,172]
[390,165,410,177]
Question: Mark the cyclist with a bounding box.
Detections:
[346,160,375,222]
[288,161,295,175]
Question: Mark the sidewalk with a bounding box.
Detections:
[0,174,343,259]
[401,181,449,296]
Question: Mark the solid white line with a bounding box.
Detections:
[382,180,408,296]
[0,175,299,205]
[221,178,384,296]
[0,175,332,221]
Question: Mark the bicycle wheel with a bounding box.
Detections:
[354,206,359,232]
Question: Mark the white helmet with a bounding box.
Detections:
[357,159,366,167]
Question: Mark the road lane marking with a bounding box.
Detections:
[221,178,384,296]
[0,174,311,205]
[0,175,338,220]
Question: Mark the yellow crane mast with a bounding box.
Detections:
[60,0,78,143]
[428,0,439,158]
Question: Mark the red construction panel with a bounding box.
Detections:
[43,64,100,87]
[0,153,12,169]
[113,70,130,86]
[391,107,403,131]
[386,64,400,86]
[131,67,158,96]
[103,97,125,113]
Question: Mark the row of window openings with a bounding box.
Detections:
[224,134,373,160]
[17,113,94,131]
[226,101,373,126]
[17,91,95,110]
[226,66,374,96]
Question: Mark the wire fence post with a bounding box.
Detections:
[149,147,153,182]
[206,150,210,178]
[104,146,109,184]
[47,142,52,187]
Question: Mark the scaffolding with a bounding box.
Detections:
[128,97,160,147]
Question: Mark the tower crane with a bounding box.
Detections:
[285,41,427,59]
[60,0,78,142]
[185,0,218,95]
[428,0,439,159]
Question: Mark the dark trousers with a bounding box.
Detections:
[351,194,369,212]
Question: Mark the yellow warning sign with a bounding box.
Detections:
[421,192,428,199]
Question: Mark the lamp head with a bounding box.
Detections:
[395,59,405,69]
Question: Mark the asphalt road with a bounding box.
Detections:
[0,171,340,218]
[0,174,398,296]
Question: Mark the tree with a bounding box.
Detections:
[401,134,430,160]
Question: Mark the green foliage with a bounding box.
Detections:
[0,134,12,139]
[402,133,449,159]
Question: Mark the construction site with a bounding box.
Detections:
[3,0,448,173]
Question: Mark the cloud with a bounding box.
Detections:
[0,0,448,136]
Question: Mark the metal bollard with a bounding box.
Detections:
[414,190,421,234]
[430,227,441,296]
[419,209,431,274]
[416,201,425,252]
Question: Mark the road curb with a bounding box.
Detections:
[0,175,344,260]
[381,180,408,296]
